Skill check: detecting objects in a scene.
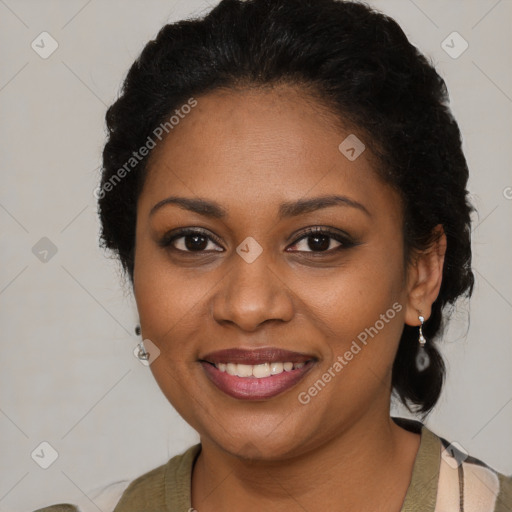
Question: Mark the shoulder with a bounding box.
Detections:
[113,443,201,511]
[394,416,511,511]
[31,444,201,512]
[31,480,131,512]
[434,431,512,511]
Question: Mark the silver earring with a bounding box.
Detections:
[135,324,149,362]
[415,315,430,372]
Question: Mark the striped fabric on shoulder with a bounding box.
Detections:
[435,437,512,512]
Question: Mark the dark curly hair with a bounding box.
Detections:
[98,0,474,417]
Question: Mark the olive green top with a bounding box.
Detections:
[33,417,512,511]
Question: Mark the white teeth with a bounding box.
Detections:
[237,363,254,377]
[226,363,237,376]
[214,361,307,378]
[270,362,284,374]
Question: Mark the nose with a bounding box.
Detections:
[212,249,294,331]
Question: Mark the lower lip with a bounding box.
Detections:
[200,361,316,400]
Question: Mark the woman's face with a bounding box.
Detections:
[133,85,415,459]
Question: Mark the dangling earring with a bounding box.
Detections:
[415,315,430,372]
[135,324,149,362]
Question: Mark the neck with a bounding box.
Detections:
[191,410,421,512]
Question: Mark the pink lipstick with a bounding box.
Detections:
[199,347,317,400]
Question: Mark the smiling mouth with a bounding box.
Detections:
[198,347,318,400]
[199,358,317,400]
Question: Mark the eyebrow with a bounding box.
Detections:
[149,194,371,219]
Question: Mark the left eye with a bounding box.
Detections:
[287,228,349,253]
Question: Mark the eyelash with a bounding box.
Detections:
[158,226,357,255]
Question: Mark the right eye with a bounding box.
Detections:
[158,228,224,253]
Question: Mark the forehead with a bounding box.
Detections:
[139,85,400,222]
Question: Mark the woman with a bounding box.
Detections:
[35,0,511,510]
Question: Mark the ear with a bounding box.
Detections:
[404,225,447,326]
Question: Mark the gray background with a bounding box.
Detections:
[0,0,511,510]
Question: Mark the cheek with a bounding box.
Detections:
[133,238,206,358]
[308,246,404,322]
[133,248,208,423]
[290,266,405,430]
[299,246,407,374]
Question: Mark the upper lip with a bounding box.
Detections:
[200,347,317,365]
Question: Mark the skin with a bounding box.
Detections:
[132,84,446,511]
